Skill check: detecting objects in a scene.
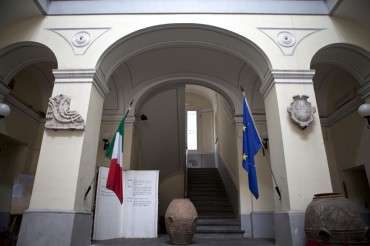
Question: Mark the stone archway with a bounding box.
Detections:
[95,23,273,240]
[311,43,370,212]
[97,23,271,117]
[0,41,57,237]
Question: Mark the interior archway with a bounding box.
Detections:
[0,41,57,232]
[311,43,370,211]
[96,23,272,233]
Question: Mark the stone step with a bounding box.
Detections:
[188,193,229,198]
[192,201,233,206]
[187,168,242,239]
[196,208,234,213]
[188,188,225,192]
[194,230,244,239]
[197,212,236,217]
[193,201,233,207]
[197,217,240,224]
[196,227,242,233]
[196,224,242,231]
[188,179,223,183]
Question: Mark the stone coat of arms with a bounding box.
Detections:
[287,95,316,129]
[45,94,85,130]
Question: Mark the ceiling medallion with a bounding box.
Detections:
[277,31,296,47]
[287,95,316,130]
[72,31,91,47]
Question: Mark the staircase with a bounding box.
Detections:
[187,168,244,238]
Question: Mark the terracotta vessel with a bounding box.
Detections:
[165,198,198,245]
[304,193,369,244]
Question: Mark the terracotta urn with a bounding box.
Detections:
[304,193,369,244]
[165,198,198,245]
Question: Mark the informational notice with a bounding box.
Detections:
[10,174,35,215]
[93,167,159,240]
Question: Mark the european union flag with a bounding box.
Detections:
[242,97,262,199]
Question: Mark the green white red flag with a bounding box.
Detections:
[105,117,125,204]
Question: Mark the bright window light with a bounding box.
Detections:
[187,111,197,150]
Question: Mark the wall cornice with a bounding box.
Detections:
[358,81,370,100]
[53,69,110,97]
[320,96,362,127]
[5,95,45,125]
[260,70,315,98]
[0,82,11,100]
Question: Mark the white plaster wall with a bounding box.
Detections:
[158,174,185,216]
[75,84,104,210]
[217,95,238,185]
[30,83,95,210]
[326,109,370,211]
[266,83,332,211]
[1,15,370,71]
[329,111,370,171]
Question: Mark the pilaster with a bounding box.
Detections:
[18,69,108,246]
[262,69,332,245]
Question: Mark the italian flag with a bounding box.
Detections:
[105,117,125,204]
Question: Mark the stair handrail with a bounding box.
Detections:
[184,148,188,198]
[184,167,188,198]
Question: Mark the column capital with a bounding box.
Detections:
[52,69,110,97]
[260,69,315,98]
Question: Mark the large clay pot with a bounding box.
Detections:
[304,193,369,244]
[165,198,198,245]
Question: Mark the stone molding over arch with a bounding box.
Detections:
[116,73,243,124]
[0,41,57,85]
[96,23,271,83]
[311,43,370,126]
[311,43,370,87]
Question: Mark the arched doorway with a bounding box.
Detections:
[0,41,57,242]
[312,43,370,216]
[96,23,274,238]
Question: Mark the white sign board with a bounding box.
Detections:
[93,167,159,240]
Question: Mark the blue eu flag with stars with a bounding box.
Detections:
[242,97,262,199]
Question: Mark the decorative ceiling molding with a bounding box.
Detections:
[258,28,325,56]
[45,28,111,55]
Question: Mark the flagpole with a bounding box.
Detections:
[84,99,134,201]
[84,155,106,200]
[240,86,281,200]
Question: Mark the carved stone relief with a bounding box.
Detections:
[287,95,316,129]
[45,94,85,130]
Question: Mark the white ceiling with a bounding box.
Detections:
[38,0,340,15]
[1,1,370,34]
